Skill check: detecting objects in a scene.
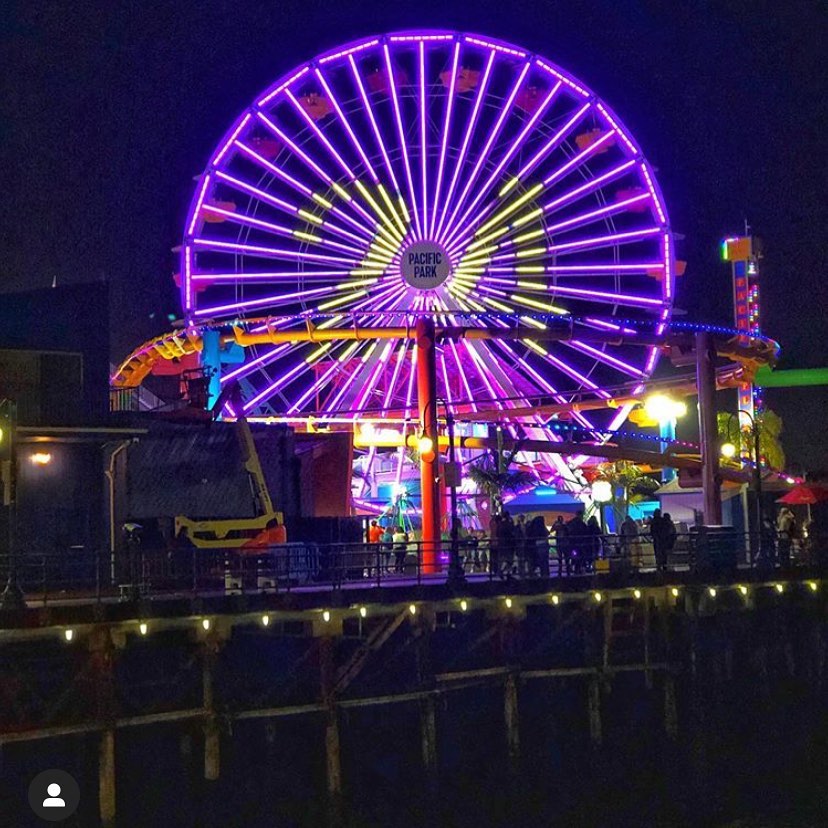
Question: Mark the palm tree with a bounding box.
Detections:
[595,460,660,521]
[717,408,785,470]
[467,430,535,516]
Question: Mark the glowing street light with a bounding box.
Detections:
[720,442,737,459]
[644,394,687,424]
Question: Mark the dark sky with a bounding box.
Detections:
[2,0,826,468]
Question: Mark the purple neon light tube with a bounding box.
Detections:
[440,61,531,245]
[221,343,292,385]
[542,159,637,216]
[431,40,460,236]
[192,238,358,267]
[434,49,496,241]
[547,226,661,255]
[314,67,379,183]
[445,81,562,243]
[348,55,402,195]
[383,43,422,240]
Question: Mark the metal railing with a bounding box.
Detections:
[1,529,824,607]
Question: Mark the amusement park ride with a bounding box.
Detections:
[112,30,783,560]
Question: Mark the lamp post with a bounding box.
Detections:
[720,410,763,547]
[438,399,464,585]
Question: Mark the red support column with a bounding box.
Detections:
[416,317,441,573]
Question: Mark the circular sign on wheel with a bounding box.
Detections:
[400,241,451,290]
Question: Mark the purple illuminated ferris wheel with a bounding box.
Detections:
[182,31,675,441]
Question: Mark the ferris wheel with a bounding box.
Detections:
[182,30,675,467]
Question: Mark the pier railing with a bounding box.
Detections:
[1,529,824,607]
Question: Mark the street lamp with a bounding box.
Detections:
[437,399,464,586]
[720,410,763,549]
[642,394,688,482]
[591,479,613,532]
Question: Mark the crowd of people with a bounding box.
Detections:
[366,504,815,580]
[367,509,681,579]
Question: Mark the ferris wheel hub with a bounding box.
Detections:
[400,239,452,290]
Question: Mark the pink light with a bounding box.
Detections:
[543,159,637,215]
[200,205,363,257]
[318,38,379,64]
[442,81,562,247]
[183,243,194,312]
[547,226,661,255]
[440,61,531,246]
[543,192,651,236]
[662,233,674,300]
[221,343,292,384]
[242,360,310,412]
[639,161,667,225]
[514,103,591,182]
[596,103,637,154]
[192,238,357,266]
[348,54,401,195]
[434,50,496,240]
[547,284,664,308]
[431,41,460,236]
[534,59,590,98]
[257,65,310,107]
[389,34,454,42]
[284,89,356,180]
[187,173,213,236]
[384,43,422,239]
[191,270,356,282]
[212,112,252,166]
[314,68,379,182]
[192,283,343,318]
[257,112,331,182]
[566,340,644,377]
[464,36,526,57]
[353,341,395,414]
[217,165,300,212]
[542,129,617,186]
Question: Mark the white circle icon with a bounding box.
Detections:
[400,241,451,290]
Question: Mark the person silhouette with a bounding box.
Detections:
[43,783,66,808]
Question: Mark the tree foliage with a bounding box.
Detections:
[595,460,660,520]
[717,408,785,470]
[467,431,535,516]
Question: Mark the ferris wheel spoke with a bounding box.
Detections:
[347,55,403,198]
[198,204,366,258]
[430,40,460,238]
[441,100,592,251]
[256,112,389,243]
[192,237,359,267]
[438,61,531,247]
[313,67,380,184]
[548,226,664,256]
[220,343,292,385]
[352,340,397,416]
[441,81,563,248]
[383,43,422,240]
[216,164,373,249]
[434,50,496,241]
[562,340,646,378]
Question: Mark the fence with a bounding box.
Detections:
[1,529,825,607]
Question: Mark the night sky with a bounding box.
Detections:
[2,1,826,468]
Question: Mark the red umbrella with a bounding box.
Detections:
[777,484,828,505]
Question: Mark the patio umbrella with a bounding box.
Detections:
[776,485,828,505]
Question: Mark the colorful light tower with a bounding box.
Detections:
[722,234,763,457]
